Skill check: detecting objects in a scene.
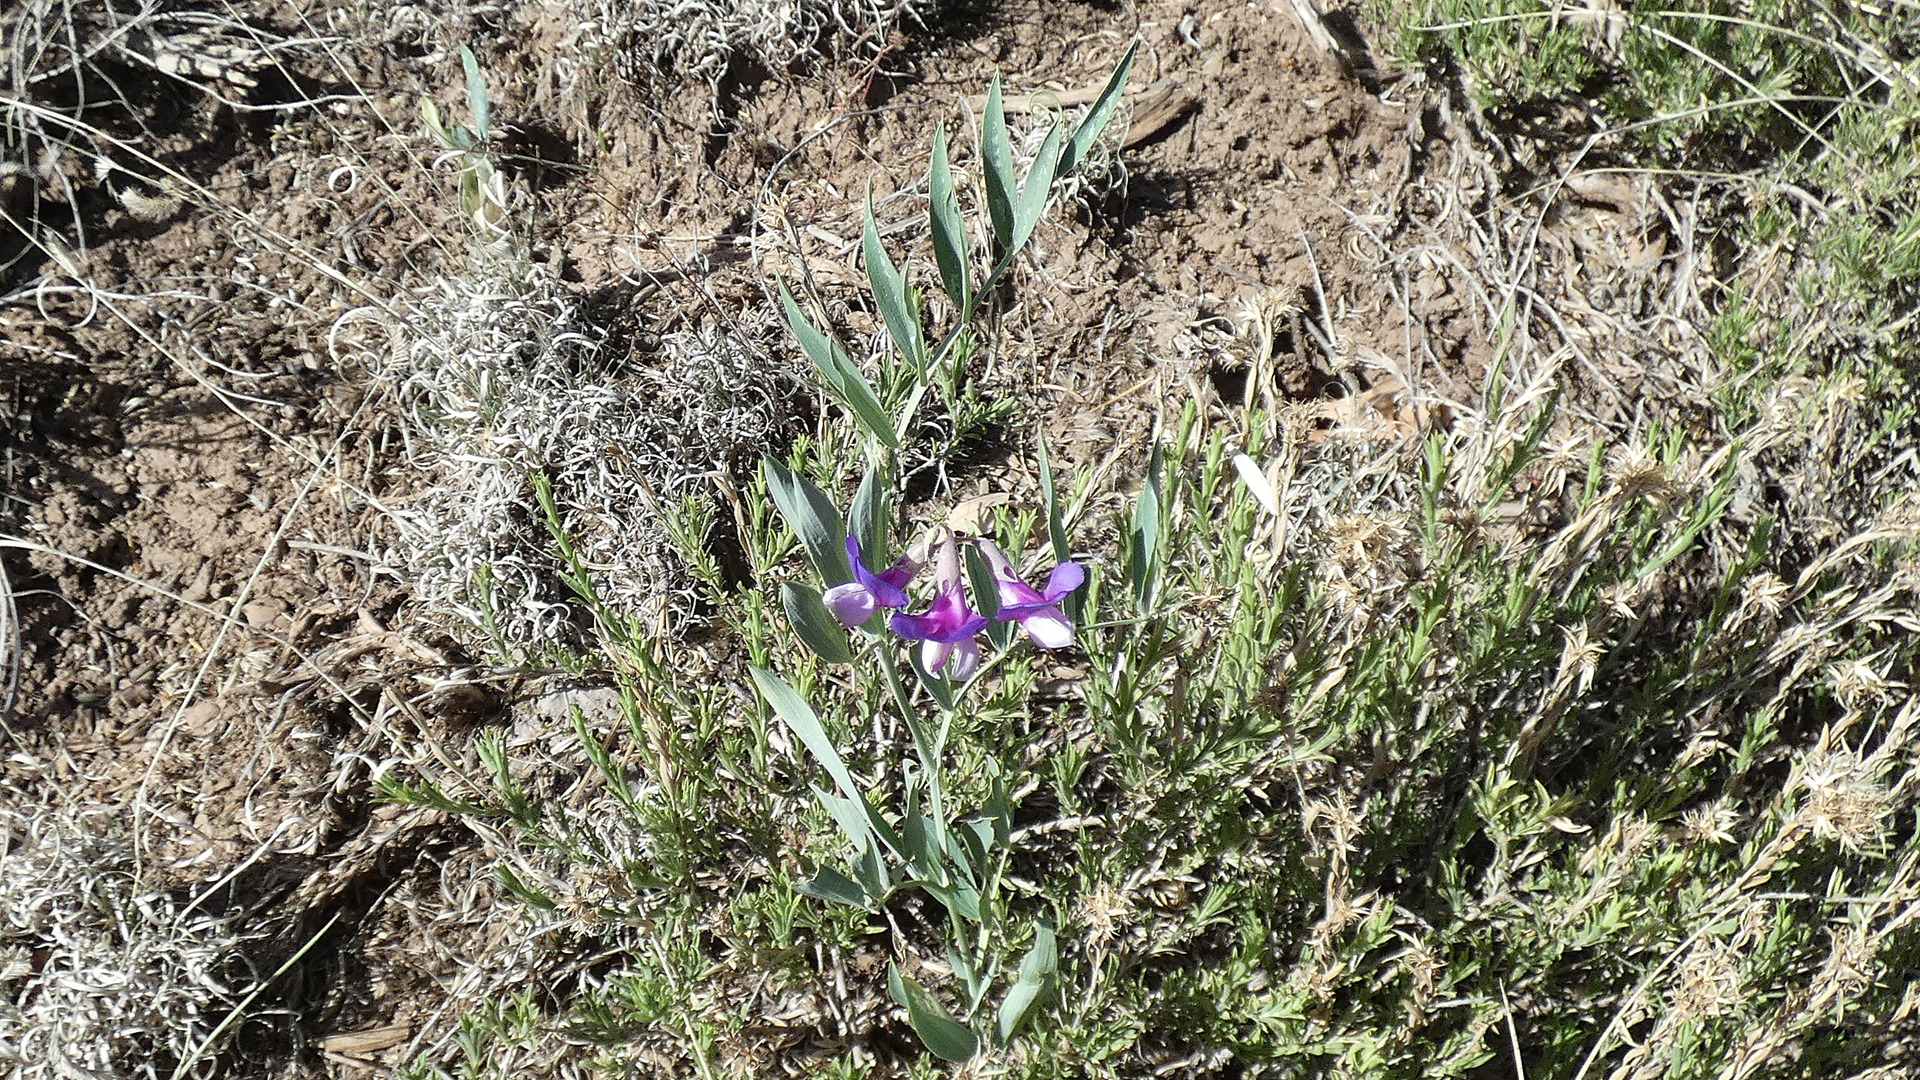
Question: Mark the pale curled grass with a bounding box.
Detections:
[0,792,257,1080]
[376,261,793,658]
[561,0,926,91]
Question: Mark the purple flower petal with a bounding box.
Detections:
[975,539,1083,650]
[891,530,989,668]
[846,537,911,610]
[890,586,989,643]
[943,636,981,680]
[822,581,878,627]
[1016,606,1074,650]
[1041,561,1085,601]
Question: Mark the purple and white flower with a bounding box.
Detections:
[890,530,990,679]
[822,535,926,628]
[975,538,1084,649]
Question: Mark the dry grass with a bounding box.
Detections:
[0,784,256,1080]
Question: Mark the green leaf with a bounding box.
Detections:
[853,844,892,900]
[928,126,971,313]
[460,45,490,138]
[761,456,852,584]
[995,919,1057,1044]
[963,543,1014,650]
[1128,445,1163,611]
[889,964,980,1063]
[814,789,873,853]
[947,946,983,1009]
[954,817,993,878]
[908,643,959,708]
[1059,40,1138,177]
[984,760,1012,848]
[850,461,888,570]
[781,285,900,448]
[750,667,863,808]
[781,583,855,663]
[1011,122,1064,254]
[981,79,1016,253]
[796,866,870,907]
[1036,433,1071,566]
[494,864,556,910]
[420,96,451,147]
[1037,435,1084,624]
[863,194,925,372]
[901,811,946,882]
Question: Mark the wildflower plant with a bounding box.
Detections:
[420,46,508,242]
[749,45,1138,1062]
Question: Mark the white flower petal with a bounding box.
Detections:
[1020,608,1074,650]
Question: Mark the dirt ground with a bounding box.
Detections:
[0,0,1565,1071]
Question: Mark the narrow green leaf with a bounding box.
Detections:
[901,811,937,875]
[1128,446,1163,611]
[955,818,993,878]
[420,96,450,147]
[981,79,1016,252]
[947,946,983,1009]
[863,194,925,371]
[927,878,981,922]
[984,760,1012,848]
[889,964,980,1063]
[814,787,874,856]
[963,543,1014,650]
[1036,433,1071,565]
[460,45,490,138]
[761,456,852,584]
[494,864,556,910]
[928,126,970,312]
[750,667,862,807]
[854,843,892,899]
[1036,434,1085,625]
[1011,122,1064,254]
[908,644,958,709]
[1059,40,1138,177]
[781,285,900,448]
[796,866,870,907]
[818,786,905,864]
[850,461,888,570]
[995,919,1058,1044]
[781,583,855,664]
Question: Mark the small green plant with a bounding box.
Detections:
[421,46,508,240]
[749,45,1140,1062]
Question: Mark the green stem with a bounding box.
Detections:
[877,640,951,864]
[893,252,1021,444]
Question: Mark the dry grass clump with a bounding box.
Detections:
[0,0,292,270]
[380,263,791,657]
[0,793,255,1080]
[562,0,927,88]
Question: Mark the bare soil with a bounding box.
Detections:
[1,0,1525,1072]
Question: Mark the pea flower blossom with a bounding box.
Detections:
[822,535,926,628]
[889,530,990,680]
[975,539,1084,649]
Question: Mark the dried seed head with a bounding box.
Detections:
[1794,746,1892,853]
[1739,571,1790,620]
[1829,658,1901,710]
[1679,799,1739,846]
[1077,882,1132,949]
[1669,939,1744,1023]
[1605,448,1678,507]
